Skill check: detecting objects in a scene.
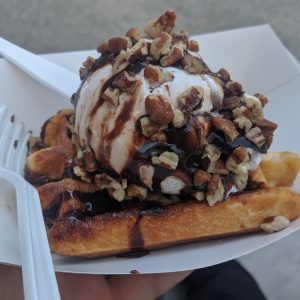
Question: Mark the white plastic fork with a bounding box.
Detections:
[0,105,61,300]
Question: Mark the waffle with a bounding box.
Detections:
[25,109,300,257]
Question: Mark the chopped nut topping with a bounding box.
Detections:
[203,144,221,163]
[112,71,140,93]
[207,160,229,175]
[222,96,240,110]
[193,170,211,186]
[182,55,205,74]
[188,40,200,52]
[160,175,186,194]
[145,94,174,124]
[172,30,189,50]
[150,131,168,142]
[234,116,252,133]
[255,118,277,148]
[127,184,148,200]
[172,109,186,128]
[96,41,109,54]
[79,67,88,80]
[245,126,266,147]
[233,172,248,190]
[217,68,230,82]
[73,165,92,183]
[130,40,148,60]
[126,27,141,41]
[212,117,239,143]
[226,81,244,97]
[82,56,95,70]
[139,164,155,190]
[206,174,225,206]
[160,46,184,67]
[144,10,177,38]
[192,192,206,201]
[101,87,120,106]
[144,64,165,88]
[150,32,172,61]
[226,148,250,175]
[261,216,290,233]
[254,93,269,107]
[140,116,160,137]
[152,151,179,170]
[108,37,132,55]
[177,86,204,112]
[108,181,126,202]
[233,106,251,119]
[112,49,132,73]
[244,97,263,122]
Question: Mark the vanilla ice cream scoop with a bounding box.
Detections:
[72,11,277,205]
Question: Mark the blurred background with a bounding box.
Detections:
[1,0,300,299]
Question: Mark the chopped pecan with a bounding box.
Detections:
[207,159,229,175]
[245,127,266,147]
[126,27,141,41]
[222,96,240,110]
[144,64,165,88]
[145,94,174,124]
[172,30,189,50]
[150,32,172,61]
[108,37,132,54]
[82,56,95,70]
[254,93,269,107]
[233,106,251,119]
[255,118,277,148]
[160,46,184,67]
[244,97,263,122]
[177,86,204,112]
[172,109,186,128]
[188,40,200,52]
[260,216,290,233]
[192,192,205,201]
[101,87,120,106]
[79,67,88,80]
[193,170,211,186]
[152,151,179,170]
[182,55,205,74]
[144,10,176,38]
[130,40,148,61]
[217,68,230,82]
[96,41,109,54]
[126,184,148,200]
[225,147,250,175]
[139,116,160,137]
[234,116,252,133]
[150,131,168,142]
[212,117,239,143]
[226,81,244,97]
[112,71,140,93]
[139,164,155,190]
[203,144,221,163]
[160,175,186,194]
[112,49,131,73]
[206,174,225,206]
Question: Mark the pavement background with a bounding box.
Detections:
[1,1,300,299]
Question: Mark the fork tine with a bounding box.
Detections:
[5,122,24,170]
[0,115,14,165]
[16,131,31,175]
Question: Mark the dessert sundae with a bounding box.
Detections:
[25,11,300,257]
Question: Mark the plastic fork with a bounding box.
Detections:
[0,105,61,300]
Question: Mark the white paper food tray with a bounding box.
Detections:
[0,25,299,274]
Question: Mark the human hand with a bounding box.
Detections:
[57,270,192,300]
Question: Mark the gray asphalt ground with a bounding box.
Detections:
[1,1,300,299]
